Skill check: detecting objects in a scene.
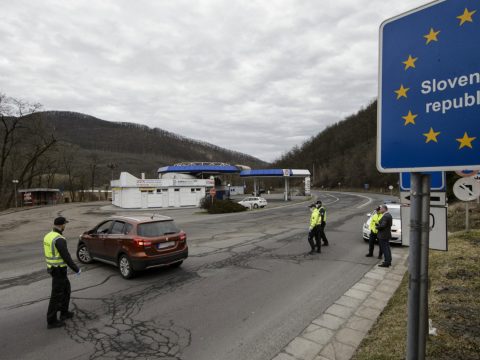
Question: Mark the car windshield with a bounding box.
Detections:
[137,221,180,237]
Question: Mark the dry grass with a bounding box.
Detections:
[447,201,480,232]
[353,228,480,360]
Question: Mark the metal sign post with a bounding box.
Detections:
[418,174,431,359]
[407,173,421,358]
[406,173,431,360]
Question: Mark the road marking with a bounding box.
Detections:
[321,193,340,205]
[318,191,373,209]
[348,193,374,209]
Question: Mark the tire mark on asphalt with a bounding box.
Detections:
[65,271,197,360]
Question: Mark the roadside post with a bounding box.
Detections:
[378,1,480,358]
[453,177,480,231]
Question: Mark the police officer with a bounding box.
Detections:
[365,206,384,259]
[316,200,329,246]
[44,216,81,329]
[307,204,321,253]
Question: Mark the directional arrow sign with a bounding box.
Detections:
[453,177,480,201]
[400,191,446,206]
[378,0,480,172]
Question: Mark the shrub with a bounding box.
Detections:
[200,197,247,214]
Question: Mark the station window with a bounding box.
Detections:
[174,188,180,192]
[191,188,195,193]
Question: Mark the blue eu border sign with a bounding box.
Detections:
[378,0,480,173]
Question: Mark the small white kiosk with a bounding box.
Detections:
[111,172,214,209]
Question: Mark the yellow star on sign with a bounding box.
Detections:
[457,8,476,26]
[456,132,476,149]
[423,128,440,143]
[402,111,417,125]
[395,84,409,99]
[424,28,440,44]
[403,55,418,70]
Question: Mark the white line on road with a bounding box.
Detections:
[317,191,373,209]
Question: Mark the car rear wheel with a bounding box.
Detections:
[77,243,94,264]
[253,203,259,209]
[118,254,135,279]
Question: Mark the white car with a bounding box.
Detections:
[362,203,402,244]
[238,197,268,209]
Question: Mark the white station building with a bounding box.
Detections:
[111,172,213,209]
[111,163,311,209]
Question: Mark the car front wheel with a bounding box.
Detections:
[253,203,259,209]
[77,243,94,264]
[118,254,135,279]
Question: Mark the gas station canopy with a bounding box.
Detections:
[240,169,310,177]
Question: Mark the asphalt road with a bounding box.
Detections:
[0,191,391,360]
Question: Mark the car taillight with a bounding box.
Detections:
[133,237,152,247]
[179,232,187,242]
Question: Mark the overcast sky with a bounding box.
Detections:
[0,0,430,162]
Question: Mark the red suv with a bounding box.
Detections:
[76,215,188,279]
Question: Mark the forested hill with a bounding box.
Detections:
[1,105,268,208]
[41,110,267,168]
[273,100,397,189]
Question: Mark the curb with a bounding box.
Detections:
[272,247,409,360]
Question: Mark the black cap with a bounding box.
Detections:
[54,216,69,225]
[316,200,322,205]
[309,203,316,208]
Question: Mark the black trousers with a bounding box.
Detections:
[47,267,71,324]
[368,232,383,257]
[379,238,392,265]
[319,224,328,245]
[308,226,321,251]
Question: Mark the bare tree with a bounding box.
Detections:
[0,93,55,208]
[88,152,100,193]
[59,143,78,202]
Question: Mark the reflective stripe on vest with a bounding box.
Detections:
[44,231,66,268]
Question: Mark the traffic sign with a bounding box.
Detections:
[378,0,480,172]
[400,171,445,191]
[455,169,477,177]
[401,206,447,251]
[453,177,480,201]
[400,191,446,206]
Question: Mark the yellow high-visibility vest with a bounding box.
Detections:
[318,206,327,224]
[369,213,384,234]
[310,208,320,228]
[43,231,66,268]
